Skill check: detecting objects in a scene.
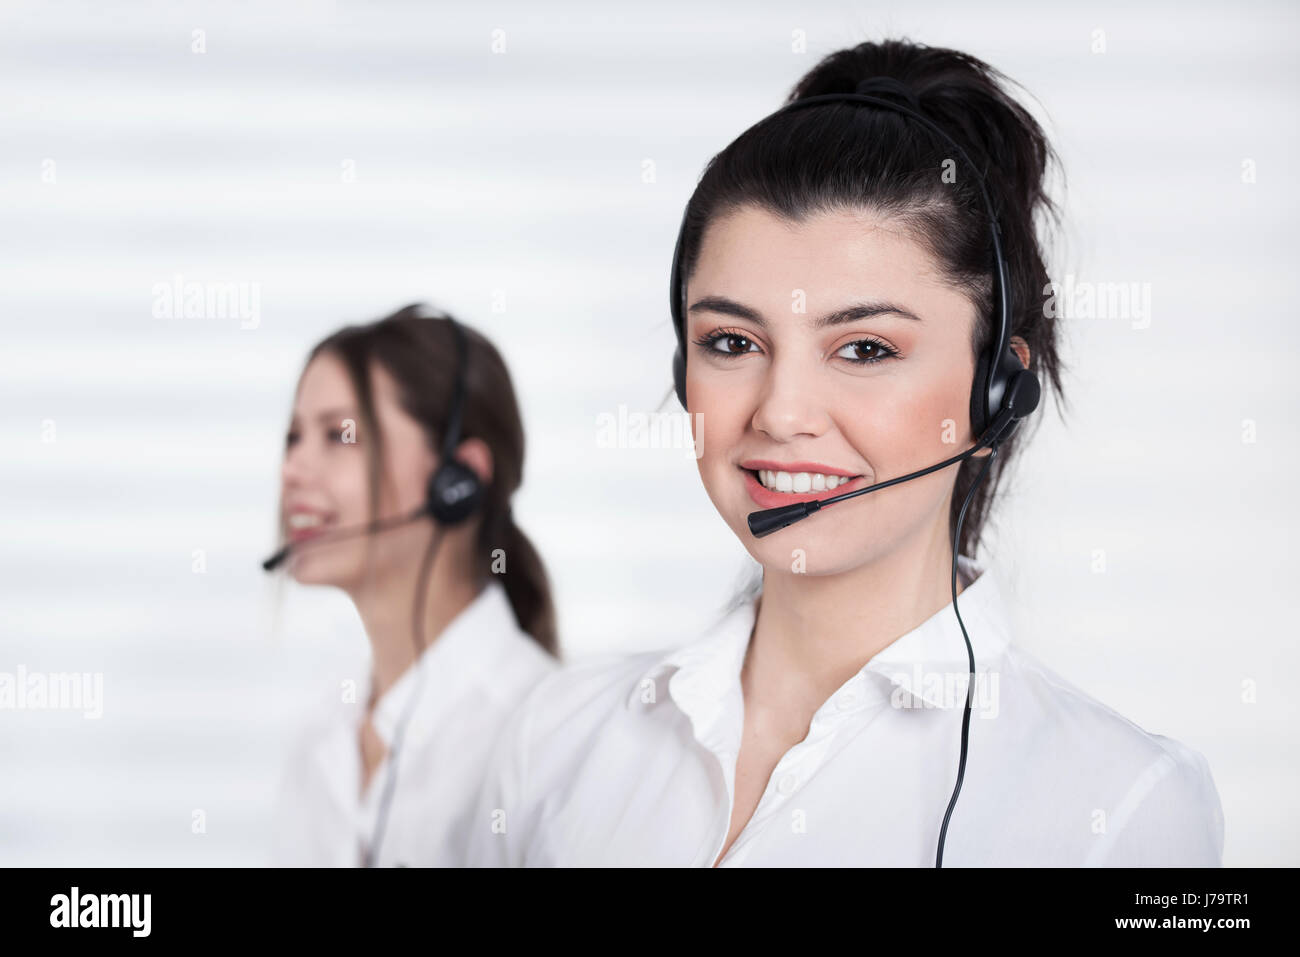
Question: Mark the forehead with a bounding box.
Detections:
[689,204,969,324]
[295,350,354,409]
[293,351,403,417]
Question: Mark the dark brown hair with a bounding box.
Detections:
[299,303,558,656]
[675,38,1069,558]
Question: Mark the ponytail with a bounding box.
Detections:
[482,503,558,658]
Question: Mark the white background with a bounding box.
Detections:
[1,0,1296,866]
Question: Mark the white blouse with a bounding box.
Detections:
[464,555,1224,866]
[271,580,557,867]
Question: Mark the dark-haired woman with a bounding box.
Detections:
[269,304,559,866]
[465,40,1223,867]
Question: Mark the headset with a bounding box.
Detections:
[263,314,485,867]
[667,77,1043,866]
[261,315,484,573]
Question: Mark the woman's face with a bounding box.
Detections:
[279,351,437,589]
[684,203,991,576]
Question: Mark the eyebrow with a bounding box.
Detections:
[687,295,924,329]
[289,408,356,426]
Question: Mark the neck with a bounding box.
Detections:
[746,523,967,719]
[347,536,483,708]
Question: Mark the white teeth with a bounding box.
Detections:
[757,470,856,493]
[288,513,325,529]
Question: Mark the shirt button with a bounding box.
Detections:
[777,773,797,795]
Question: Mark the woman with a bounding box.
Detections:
[269,303,559,867]
[464,40,1223,866]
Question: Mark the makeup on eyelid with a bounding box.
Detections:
[691,328,901,365]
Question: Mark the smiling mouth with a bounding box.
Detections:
[742,467,863,494]
[286,512,336,542]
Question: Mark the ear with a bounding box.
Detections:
[1009,335,1030,369]
[450,436,494,487]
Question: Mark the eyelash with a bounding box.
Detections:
[691,328,901,365]
[284,429,349,448]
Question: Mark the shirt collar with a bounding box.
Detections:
[625,554,1011,713]
[368,580,527,747]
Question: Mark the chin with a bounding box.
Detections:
[288,566,340,587]
[287,551,360,588]
[729,506,868,577]
[744,539,831,577]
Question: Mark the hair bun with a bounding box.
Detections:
[852,76,922,110]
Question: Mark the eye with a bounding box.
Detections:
[692,328,762,359]
[327,428,346,443]
[835,337,900,365]
[285,430,300,449]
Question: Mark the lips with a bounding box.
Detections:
[740,466,869,510]
[740,459,860,477]
[285,507,335,545]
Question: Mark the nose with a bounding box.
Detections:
[280,433,317,495]
[750,350,833,442]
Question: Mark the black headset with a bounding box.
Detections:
[667,77,1041,867]
[425,315,485,526]
[261,314,485,572]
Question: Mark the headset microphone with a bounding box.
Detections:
[747,371,1039,538]
[260,505,431,571]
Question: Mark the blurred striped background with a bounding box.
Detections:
[1,0,1296,865]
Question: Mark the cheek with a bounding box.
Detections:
[331,455,373,525]
[688,374,749,473]
[852,354,975,462]
[864,390,956,463]
[385,446,434,510]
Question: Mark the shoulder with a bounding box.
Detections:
[463,647,668,865]
[472,629,561,714]
[510,647,667,741]
[480,645,671,792]
[998,644,1195,765]
[995,644,1224,864]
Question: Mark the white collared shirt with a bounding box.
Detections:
[464,555,1224,866]
[272,580,557,867]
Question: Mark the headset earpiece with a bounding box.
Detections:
[668,207,691,411]
[425,316,484,526]
[672,345,687,410]
[427,458,483,525]
[979,343,1039,444]
[969,349,994,438]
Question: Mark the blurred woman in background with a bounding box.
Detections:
[268,302,559,866]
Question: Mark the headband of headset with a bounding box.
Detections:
[668,77,1024,436]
